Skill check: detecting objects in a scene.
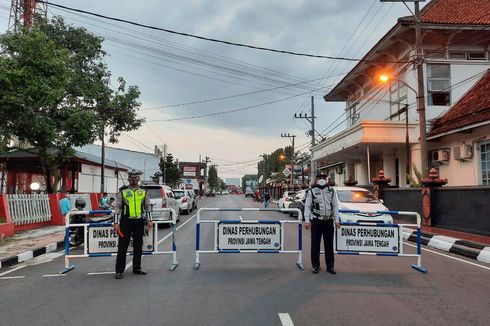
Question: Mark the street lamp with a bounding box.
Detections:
[379,73,427,183]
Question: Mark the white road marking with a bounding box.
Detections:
[42,274,66,278]
[278,313,294,326]
[0,265,26,277]
[404,242,490,271]
[87,271,114,275]
[0,276,26,280]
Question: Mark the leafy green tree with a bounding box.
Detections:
[257,146,292,181]
[218,178,226,191]
[156,153,181,188]
[0,17,142,193]
[208,165,218,191]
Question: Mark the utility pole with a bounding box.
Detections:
[294,96,317,183]
[414,1,428,177]
[163,144,167,185]
[202,156,210,192]
[281,133,296,186]
[100,125,105,193]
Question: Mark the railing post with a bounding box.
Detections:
[0,194,14,237]
[49,193,64,225]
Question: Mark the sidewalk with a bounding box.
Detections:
[1,222,489,269]
[0,225,65,268]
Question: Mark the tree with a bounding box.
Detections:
[208,165,218,191]
[156,153,181,188]
[218,178,226,191]
[257,146,292,181]
[0,17,143,193]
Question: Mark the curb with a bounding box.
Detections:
[403,229,490,264]
[0,240,65,269]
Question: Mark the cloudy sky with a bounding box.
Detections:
[0,0,426,179]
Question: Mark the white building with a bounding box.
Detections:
[314,0,490,187]
[77,144,161,182]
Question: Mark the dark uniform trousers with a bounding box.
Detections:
[115,217,144,273]
[311,218,335,270]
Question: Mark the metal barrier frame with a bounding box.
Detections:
[194,208,304,271]
[333,209,427,273]
[60,208,178,274]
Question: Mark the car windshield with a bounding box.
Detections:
[173,190,184,199]
[145,188,163,199]
[286,191,297,198]
[337,190,379,203]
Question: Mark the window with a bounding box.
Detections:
[448,51,487,61]
[389,80,408,120]
[467,52,486,60]
[480,141,490,185]
[349,104,358,126]
[427,64,451,106]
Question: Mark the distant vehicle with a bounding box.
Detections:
[222,190,230,195]
[140,183,180,222]
[173,189,196,215]
[335,186,393,224]
[289,190,306,219]
[245,187,254,197]
[278,190,298,212]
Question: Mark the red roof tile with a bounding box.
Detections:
[420,0,490,25]
[429,70,490,137]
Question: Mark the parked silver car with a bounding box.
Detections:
[140,183,180,222]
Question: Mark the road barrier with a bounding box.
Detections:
[60,208,178,274]
[194,208,304,270]
[332,209,427,273]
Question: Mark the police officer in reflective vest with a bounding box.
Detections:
[113,169,152,279]
[304,172,340,274]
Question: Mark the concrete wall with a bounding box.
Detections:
[382,187,490,237]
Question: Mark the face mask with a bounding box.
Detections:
[317,179,327,186]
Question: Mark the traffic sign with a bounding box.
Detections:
[282,168,291,177]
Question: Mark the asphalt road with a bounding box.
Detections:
[1,195,489,326]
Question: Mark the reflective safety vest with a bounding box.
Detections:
[309,186,334,218]
[121,188,147,219]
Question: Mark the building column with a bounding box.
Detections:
[357,160,369,186]
[398,149,408,187]
[382,151,396,186]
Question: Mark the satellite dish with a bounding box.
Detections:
[258,175,263,183]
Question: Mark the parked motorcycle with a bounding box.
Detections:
[68,197,113,246]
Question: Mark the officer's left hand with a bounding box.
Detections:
[147,221,153,229]
[335,221,341,229]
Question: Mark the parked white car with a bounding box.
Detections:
[278,190,298,212]
[335,186,393,224]
[140,183,180,222]
[173,189,196,215]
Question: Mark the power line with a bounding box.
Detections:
[146,86,325,123]
[141,75,344,111]
[40,0,409,64]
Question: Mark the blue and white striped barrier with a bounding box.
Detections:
[194,208,304,271]
[60,208,178,274]
[332,209,427,273]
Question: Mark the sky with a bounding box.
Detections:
[0,0,426,179]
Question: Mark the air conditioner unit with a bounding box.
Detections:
[453,144,473,161]
[335,167,343,174]
[432,149,450,162]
